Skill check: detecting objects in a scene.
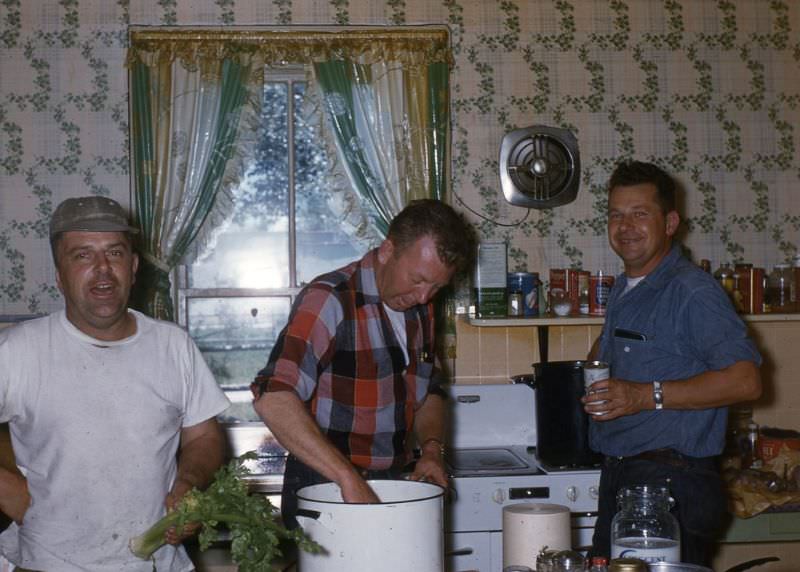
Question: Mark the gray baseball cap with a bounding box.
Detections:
[50,196,139,237]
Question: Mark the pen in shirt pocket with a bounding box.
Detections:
[614,328,647,341]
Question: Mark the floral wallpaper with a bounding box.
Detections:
[1,0,799,316]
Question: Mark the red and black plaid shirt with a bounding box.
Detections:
[252,249,445,470]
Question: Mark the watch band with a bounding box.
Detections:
[421,438,446,456]
[653,380,664,410]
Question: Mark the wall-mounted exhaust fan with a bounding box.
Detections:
[499,125,580,209]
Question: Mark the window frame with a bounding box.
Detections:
[175,66,310,330]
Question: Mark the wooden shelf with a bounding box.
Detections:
[467,313,800,327]
[468,314,605,327]
[742,313,800,322]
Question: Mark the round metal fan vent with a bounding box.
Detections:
[499,125,580,209]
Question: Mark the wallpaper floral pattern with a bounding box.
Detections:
[1,0,799,316]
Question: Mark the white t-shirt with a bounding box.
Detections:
[382,303,409,366]
[622,274,646,296]
[0,310,230,571]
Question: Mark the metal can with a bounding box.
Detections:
[589,271,615,316]
[584,360,610,392]
[508,272,539,316]
[565,268,581,315]
[584,360,609,415]
[578,270,590,314]
[608,557,649,572]
[549,268,566,292]
[508,290,524,317]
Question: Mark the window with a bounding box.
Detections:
[177,67,371,423]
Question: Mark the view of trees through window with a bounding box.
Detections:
[180,70,371,422]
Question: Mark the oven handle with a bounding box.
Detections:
[446,547,474,557]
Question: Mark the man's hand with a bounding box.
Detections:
[163,477,201,545]
[409,441,448,488]
[339,472,380,504]
[0,470,30,524]
[582,377,651,421]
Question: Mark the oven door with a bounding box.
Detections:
[446,531,502,572]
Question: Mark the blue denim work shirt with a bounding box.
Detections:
[589,244,761,458]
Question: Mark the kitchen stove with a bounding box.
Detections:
[444,382,601,572]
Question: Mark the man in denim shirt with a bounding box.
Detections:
[583,161,762,566]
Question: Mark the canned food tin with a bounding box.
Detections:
[584,360,610,415]
[584,360,610,391]
[549,268,566,292]
[565,268,581,315]
[508,272,539,316]
[609,557,649,572]
[589,272,615,316]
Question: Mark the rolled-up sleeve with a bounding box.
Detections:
[685,284,761,370]
[252,285,341,401]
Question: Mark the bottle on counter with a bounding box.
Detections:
[550,550,584,572]
[611,484,680,563]
[725,405,754,468]
[746,421,761,468]
[579,281,590,315]
[536,548,559,572]
[765,264,793,313]
[589,556,609,572]
[714,262,735,295]
[507,289,524,317]
[792,253,800,312]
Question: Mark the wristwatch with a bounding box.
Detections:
[421,438,446,457]
[653,381,664,410]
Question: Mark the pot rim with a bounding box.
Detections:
[296,479,445,505]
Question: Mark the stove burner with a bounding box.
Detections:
[445,447,545,477]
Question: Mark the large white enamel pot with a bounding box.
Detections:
[295,479,445,572]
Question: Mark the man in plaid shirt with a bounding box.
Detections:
[252,200,475,527]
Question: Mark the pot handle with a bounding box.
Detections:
[724,556,780,572]
[295,508,321,521]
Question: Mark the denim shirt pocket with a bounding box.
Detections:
[611,335,653,381]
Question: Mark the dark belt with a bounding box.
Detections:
[609,447,699,469]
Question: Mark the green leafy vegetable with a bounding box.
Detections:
[129,452,321,571]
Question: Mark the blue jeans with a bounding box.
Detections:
[280,455,403,529]
[591,451,726,567]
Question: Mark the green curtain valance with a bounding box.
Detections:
[127,27,453,69]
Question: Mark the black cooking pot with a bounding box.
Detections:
[528,360,602,468]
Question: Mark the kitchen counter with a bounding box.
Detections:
[722,510,800,543]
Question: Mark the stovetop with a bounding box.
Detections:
[446,446,545,477]
[444,383,601,477]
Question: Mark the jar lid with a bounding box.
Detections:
[609,558,649,572]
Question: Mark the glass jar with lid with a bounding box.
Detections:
[610,484,680,563]
[608,558,648,572]
[765,264,793,313]
[713,262,735,294]
[550,550,584,572]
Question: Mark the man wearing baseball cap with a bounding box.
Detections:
[0,196,230,571]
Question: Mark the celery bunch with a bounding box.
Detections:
[129,452,320,571]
